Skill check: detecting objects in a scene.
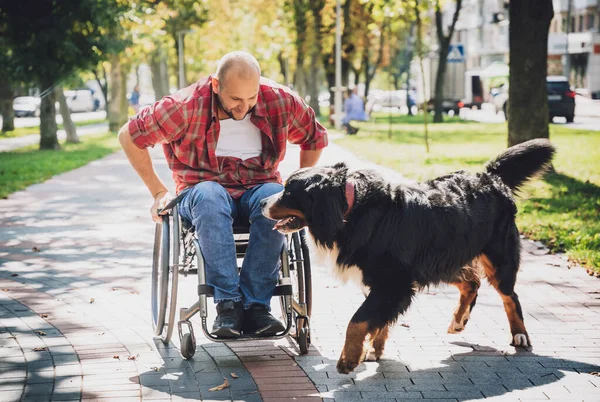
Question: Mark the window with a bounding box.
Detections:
[562,17,568,32]
[579,15,584,32]
[571,16,576,33]
[589,14,596,31]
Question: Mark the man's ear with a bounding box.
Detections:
[211,77,220,94]
[306,186,345,247]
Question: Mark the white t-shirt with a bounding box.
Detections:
[215,114,263,160]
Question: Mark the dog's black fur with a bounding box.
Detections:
[262,139,555,374]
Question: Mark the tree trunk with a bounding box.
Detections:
[433,0,463,123]
[150,50,170,101]
[94,63,109,111]
[277,51,289,86]
[0,73,15,133]
[307,52,321,116]
[307,1,325,117]
[108,55,128,132]
[174,34,187,88]
[508,0,554,146]
[292,0,308,97]
[39,81,59,150]
[433,39,450,123]
[55,87,79,143]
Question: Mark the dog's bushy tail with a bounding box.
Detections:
[485,138,556,191]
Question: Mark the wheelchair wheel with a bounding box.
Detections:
[150,209,180,343]
[283,229,312,353]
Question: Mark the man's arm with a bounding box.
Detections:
[299,149,322,168]
[118,125,170,222]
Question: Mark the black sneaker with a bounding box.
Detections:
[243,304,285,336]
[211,300,244,338]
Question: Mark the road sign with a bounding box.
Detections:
[448,44,465,63]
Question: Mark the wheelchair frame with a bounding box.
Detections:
[150,202,312,359]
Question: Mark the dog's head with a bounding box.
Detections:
[261,162,349,246]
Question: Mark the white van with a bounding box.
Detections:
[64,90,95,113]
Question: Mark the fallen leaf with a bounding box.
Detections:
[8,336,16,339]
[40,314,49,318]
[89,298,95,304]
[1,289,9,292]
[113,355,120,360]
[208,379,229,391]
[590,372,600,377]
[34,347,47,351]
[10,273,18,277]
[230,372,238,378]
[111,287,119,291]
[400,323,410,328]
[34,330,46,336]
[32,247,41,252]
[127,354,139,361]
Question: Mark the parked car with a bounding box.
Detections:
[13,96,41,117]
[424,98,464,115]
[493,76,576,122]
[64,89,95,113]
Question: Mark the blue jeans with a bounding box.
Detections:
[178,182,285,309]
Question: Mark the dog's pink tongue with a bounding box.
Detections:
[273,217,293,230]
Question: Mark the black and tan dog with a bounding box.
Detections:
[261,139,555,374]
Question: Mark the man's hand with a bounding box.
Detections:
[151,191,174,223]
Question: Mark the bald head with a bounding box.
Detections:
[216,51,261,89]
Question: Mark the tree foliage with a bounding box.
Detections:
[0,0,129,149]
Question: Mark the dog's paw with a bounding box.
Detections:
[447,319,465,334]
[364,347,382,362]
[510,333,531,348]
[336,356,360,374]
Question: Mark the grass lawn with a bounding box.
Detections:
[335,113,600,273]
[0,132,119,199]
[0,118,108,138]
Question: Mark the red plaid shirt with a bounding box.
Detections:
[128,76,328,197]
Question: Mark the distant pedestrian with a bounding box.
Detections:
[129,85,140,114]
[342,87,367,135]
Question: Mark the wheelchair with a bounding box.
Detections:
[150,193,312,359]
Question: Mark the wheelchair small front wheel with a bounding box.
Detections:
[180,333,196,360]
[298,325,310,355]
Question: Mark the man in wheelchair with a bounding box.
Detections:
[118,51,328,338]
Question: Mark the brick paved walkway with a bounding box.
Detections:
[1,134,599,401]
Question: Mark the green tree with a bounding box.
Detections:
[1,0,128,149]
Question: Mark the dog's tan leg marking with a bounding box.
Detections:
[337,322,369,374]
[481,254,531,348]
[448,264,481,334]
[365,325,389,361]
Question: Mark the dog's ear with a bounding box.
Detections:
[306,183,345,247]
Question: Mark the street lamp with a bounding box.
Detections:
[177,29,193,89]
[334,0,342,130]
